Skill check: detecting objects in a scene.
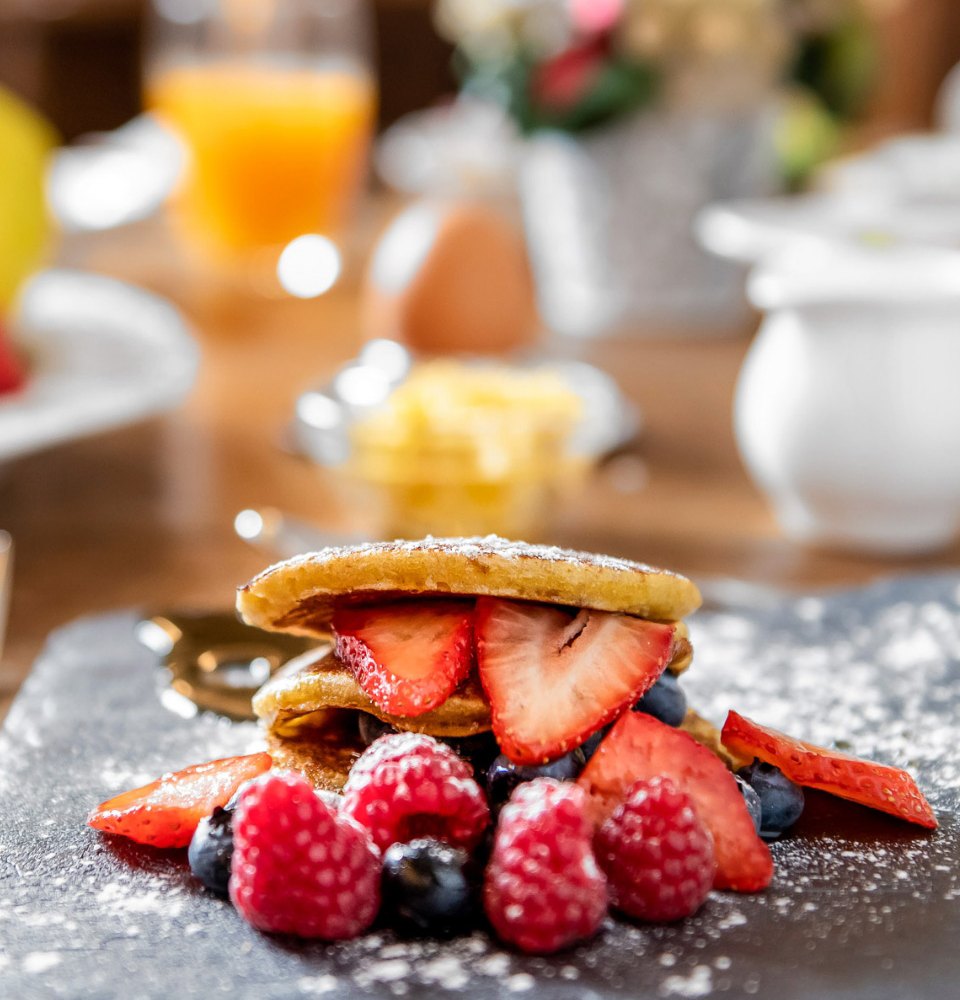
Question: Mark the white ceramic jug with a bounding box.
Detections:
[737,243,960,554]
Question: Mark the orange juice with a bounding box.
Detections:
[148,62,376,258]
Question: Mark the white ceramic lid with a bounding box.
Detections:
[747,242,960,309]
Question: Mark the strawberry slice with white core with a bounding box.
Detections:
[333,600,474,718]
[475,597,676,765]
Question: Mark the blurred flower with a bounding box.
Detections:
[531,36,608,112]
[436,0,571,62]
[435,0,881,181]
[569,0,625,36]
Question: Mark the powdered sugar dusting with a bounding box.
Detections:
[661,964,713,997]
[2,581,959,997]
[686,576,960,813]
[247,535,687,585]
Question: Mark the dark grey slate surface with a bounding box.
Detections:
[1,575,959,999]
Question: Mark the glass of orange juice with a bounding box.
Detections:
[145,0,376,293]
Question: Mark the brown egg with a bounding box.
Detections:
[362,199,540,355]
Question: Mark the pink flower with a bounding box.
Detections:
[531,37,607,112]
[570,0,624,37]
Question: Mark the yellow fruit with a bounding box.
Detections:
[0,86,57,309]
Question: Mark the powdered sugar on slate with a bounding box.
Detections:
[1,576,959,998]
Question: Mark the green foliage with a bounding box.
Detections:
[460,55,659,136]
[789,16,877,123]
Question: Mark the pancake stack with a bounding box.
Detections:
[238,536,705,790]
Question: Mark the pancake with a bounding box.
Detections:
[255,644,493,737]
[237,535,702,639]
[265,727,362,793]
[255,622,692,731]
[240,537,704,787]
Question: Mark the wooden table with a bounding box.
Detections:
[3,205,960,719]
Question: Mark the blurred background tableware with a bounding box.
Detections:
[290,341,638,540]
[360,197,540,355]
[434,0,882,340]
[144,0,376,295]
[0,269,199,465]
[737,241,960,555]
[9,0,960,726]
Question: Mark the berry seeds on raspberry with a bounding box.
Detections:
[341,732,490,854]
[596,776,715,922]
[230,771,380,939]
[483,777,608,954]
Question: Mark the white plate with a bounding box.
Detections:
[0,269,199,463]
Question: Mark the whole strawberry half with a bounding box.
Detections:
[476,597,676,765]
[578,713,773,892]
[88,752,272,848]
[333,599,474,718]
[721,710,937,830]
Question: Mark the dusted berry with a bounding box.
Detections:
[485,749,586,814]
[476,597,676,765]
[333,600,474,717]
[188,806,234,897]
[87,752,272,849]
[484,778,607,954]
[381,838,476,937]
[734,775,763,836]
[578,713,772,892]
[596,776,715,922]
[230,771,380,939]
[358,713,397,746]
[634,671,687,727]
[738,759,805,838]
[723,711,936,830]
[341,732,490,854]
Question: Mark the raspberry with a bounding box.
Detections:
[341,732,490,854]
[595,776,715,922]
[483,778,608,954]
[230,771,380,939]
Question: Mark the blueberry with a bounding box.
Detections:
[735,775,763,835]
[634,672,687,727]
[485,749,586,813]
[380,838,476,936]
[358,713,397,746]
[738,759,805,838]
[188,806,235,897]
[580,726,611,761]
[443,731,500,778]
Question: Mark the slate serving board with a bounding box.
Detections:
[1,575,959,999]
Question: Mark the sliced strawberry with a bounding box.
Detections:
[578,712,773,892]
[721,710,938,830]
[333,599,474,718]
[475,597,675,765]
[87,752,272,848]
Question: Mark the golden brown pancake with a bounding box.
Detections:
[255,645,493,737]
[240,537,704,787]
[237,536,702,638]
